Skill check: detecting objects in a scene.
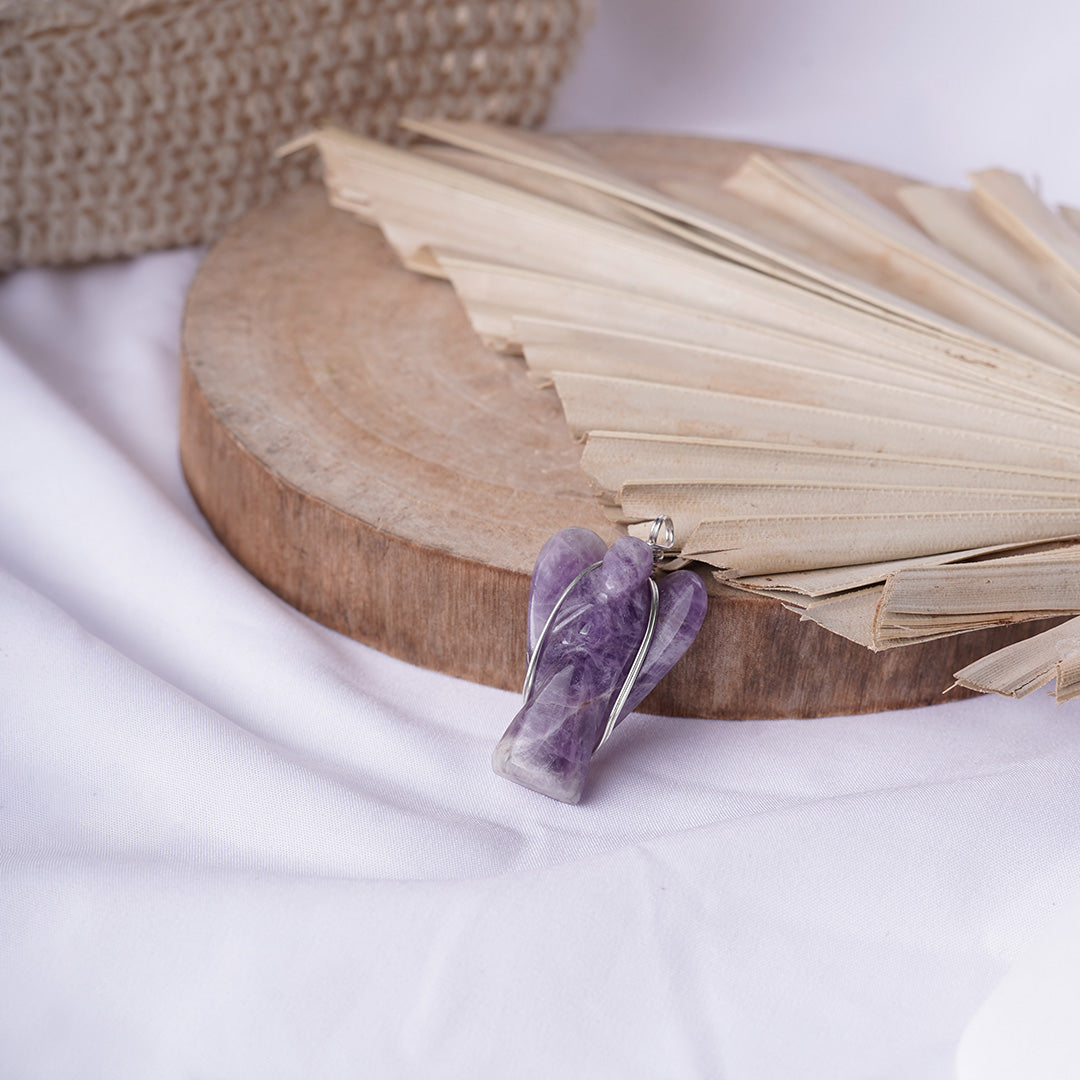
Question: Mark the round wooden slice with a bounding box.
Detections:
[180,132,1055,719]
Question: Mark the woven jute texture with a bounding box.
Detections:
[0,0,590,270]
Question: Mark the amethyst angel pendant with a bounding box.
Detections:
[493,521,708,803]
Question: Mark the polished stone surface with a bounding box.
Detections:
[493,528,708,803]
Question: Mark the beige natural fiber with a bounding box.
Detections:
[0,0,590,269]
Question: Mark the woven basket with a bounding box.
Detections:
[0,0,591,270]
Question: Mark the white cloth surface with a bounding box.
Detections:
[5,4,1080,1078]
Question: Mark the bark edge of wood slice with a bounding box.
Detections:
[179,131,1059,720]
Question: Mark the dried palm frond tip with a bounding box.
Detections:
[284,120,1080,702]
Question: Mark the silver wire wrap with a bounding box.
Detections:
[596,576,659,750]
[520,567,659,751]
[648,515,675,553]
[521,560,601,704]
[520,532,666,752]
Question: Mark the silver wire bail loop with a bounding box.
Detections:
[648,515,675,563]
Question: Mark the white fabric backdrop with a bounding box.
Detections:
[4,4,1080,1078]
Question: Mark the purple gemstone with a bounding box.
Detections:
[525,527,608,653]
[493,528,708,803]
